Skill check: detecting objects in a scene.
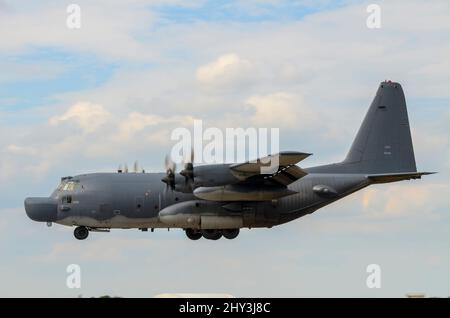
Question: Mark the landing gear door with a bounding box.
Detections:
[255,202,279,227]
[242,204,256,228]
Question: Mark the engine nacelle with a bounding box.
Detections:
[190,164,239,187]
[193,184,296,201]
[158,200,243,229]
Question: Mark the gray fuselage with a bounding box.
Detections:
[25,166,369,230]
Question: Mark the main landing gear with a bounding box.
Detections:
[185,228,203,240]
[185,228,240,240]
[74,226,89,240]
[73,226,239,241]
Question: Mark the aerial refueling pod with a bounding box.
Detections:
[158,200,243,229]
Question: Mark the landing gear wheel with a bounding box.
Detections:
[223,229,240,240]
[185,228,202,240]
[202,229,222,240]
[74,226,89,240]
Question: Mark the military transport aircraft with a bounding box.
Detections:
[25,81,433,240]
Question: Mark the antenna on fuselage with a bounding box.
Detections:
[118,161,144,173]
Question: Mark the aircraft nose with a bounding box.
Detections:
[24,197,57,222]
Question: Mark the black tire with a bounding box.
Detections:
[185,228,202,240]
[223,229,240,240]
[202,229,222,240]
[74,226,89,240]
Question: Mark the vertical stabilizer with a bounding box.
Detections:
[343,81,417,174]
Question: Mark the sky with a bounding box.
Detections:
[0,0,449,297]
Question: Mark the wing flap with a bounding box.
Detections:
[268,165,308,186]
[230,151,311,186]
[230,151,311,174]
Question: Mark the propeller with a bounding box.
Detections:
[162,155,176,191]
[180,148,195,188]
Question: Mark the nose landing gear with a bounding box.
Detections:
[74,226,89,240]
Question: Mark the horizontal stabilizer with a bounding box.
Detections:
[367,172,436,184]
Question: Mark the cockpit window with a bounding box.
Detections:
[61,181,79,191]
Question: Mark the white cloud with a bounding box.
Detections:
[117,112,165,140]
[1,0,449,182]
[116,112,196,142]
[5,144,37,156]
[361,183,448,219]
[245,92,319,129]
[196,53,252,84]
[0,104,200,181]
[49,102,111,134]
[2,0,450,181]
[0,1,154,61]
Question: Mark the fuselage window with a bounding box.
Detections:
[62,196,72,204]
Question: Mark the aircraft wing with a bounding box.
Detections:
[229,151,311,186]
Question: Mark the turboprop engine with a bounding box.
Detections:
[193,184,296,201]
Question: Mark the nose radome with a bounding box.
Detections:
[24,197,57,222]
